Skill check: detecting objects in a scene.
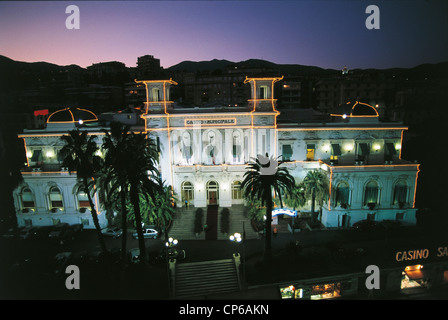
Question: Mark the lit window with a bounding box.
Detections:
[21,188,35,211]
[181,181,194,203]
[393,180,407,206]
[77,187,90,209]
[335,182,349,208]
[259,86,269,99]
[306,144,315,161]
[364,180,379,207]
[232,181,242,200]
[49,186,63,211]
[331,144,341,163]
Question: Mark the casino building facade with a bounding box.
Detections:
[13,76,420,229]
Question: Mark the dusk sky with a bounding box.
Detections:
[1,1,447,70]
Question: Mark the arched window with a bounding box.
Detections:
[49,186,64,210]
[206,180,219,205]
[21,188,35,211]
[181,181,194,203]
[364,180,379,207]
[335,181,350,208]
[181,132,192,163]
[393,180,408,206]
[77,187,90,209]
[232,181,242,200]
[233,132,242,163]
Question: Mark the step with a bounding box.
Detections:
[174,259,240,299]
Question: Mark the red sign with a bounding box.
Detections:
[34,109,49,117]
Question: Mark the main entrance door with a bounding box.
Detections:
[206,180,219,205]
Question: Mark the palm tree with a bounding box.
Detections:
[241,154,295,262]
[102,122,162,264]
[150,184,177,242]
[60,129,107,253]
[285,182,307,211]
[284,182,307,232]
[126,132,162,264]
[101,122,133,263]
[302,170,330,224]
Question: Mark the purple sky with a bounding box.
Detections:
[1,1,447,70]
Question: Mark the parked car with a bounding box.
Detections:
[48,223,70,239]
[132,228,158,239]
[19,227,38,240]
[28,226,53,240]
[352,220,382,231]
[101,227,123,238]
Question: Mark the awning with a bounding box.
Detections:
[385,142,396,155]
[331,144,341,156]
[359,143,370,156]
[282,145,293,157]
[405,269,426,280]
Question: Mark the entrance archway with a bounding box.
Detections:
[206,180,219,205]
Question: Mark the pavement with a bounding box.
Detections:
[1,223,448,299]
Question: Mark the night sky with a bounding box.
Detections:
[0,0,447,70]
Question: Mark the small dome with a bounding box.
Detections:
[330,101,378,118]
[47,107,98,124]
[350,101,378,116]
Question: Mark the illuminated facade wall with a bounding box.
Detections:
[14,128,107,229]
[13,77,420,229]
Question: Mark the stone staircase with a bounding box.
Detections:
[168,207,206,240]
[168,205,260,241]
[217,205,260,240]
[173,259,240,299]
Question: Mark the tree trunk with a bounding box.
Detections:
[264,186,273,262]
[120,184,127,263]
[130,184,147,264]
[311,189,316,224]
[84,178,107,254]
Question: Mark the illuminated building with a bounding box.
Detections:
[12,76,420,229]
[14,108,109,228]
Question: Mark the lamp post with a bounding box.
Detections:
[165,237,178,297]
[230,230,246,287]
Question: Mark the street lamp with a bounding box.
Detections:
[166,237,178,248]
[165,237,178,298]
[229,228,246,288]
[229,232,242,243]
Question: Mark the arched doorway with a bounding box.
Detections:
[206,180,219,205]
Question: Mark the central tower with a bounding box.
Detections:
[135,78,177,114]
[244,76,283,112]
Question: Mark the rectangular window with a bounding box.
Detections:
[31,149,43,162]
[306,144,315,161]
[385,142,397,161]
[259,86,268,99]
[331,144,341,163]
[282,145,293,161]
[357,143,370,161]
